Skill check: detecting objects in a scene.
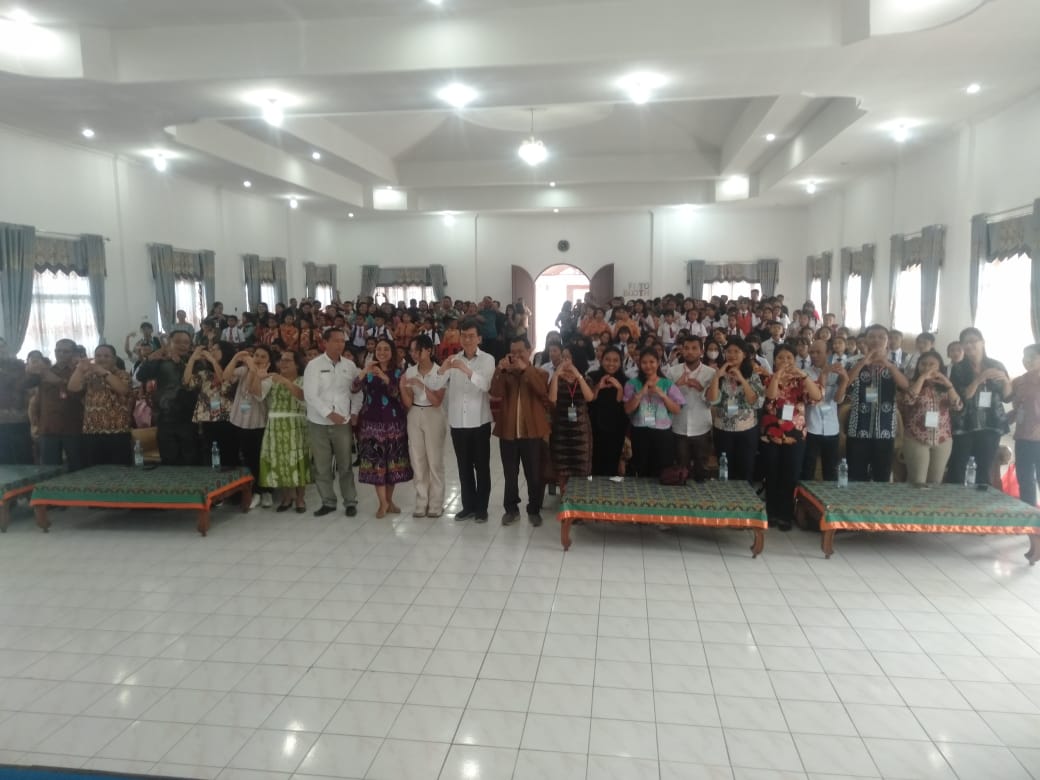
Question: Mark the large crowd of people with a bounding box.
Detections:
[1,289,1038,531]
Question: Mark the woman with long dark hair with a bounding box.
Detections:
[549,347,594,492]
[947,327,1010,485]
[354,337,413,517]
[900,350,962,485]
[760,344,822,530]
[587,346,629,476]
[705,337,764,482]
[184,341,236,468]
[224,345,274,508]
[623,347,684,478]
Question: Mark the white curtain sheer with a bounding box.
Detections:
[975,253,1031,374]
[703,281,760,301]
[173,279,206,329]
[374,284,435,306]
[19,269,99,358]
[844,275,873,332]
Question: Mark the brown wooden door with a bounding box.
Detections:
[512,265,535,341]
[590,263,614,306]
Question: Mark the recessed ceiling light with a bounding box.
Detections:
[262,98,284,127]
[720,175,749,198]
[965,83,981,95]
[765,133,777,142]
[311,151,321,160]
[151,152,168,172]
[549,181,557,188]
[805,180,818,195]
[7,8,34,23]
[892,124,911,143]
[617,71,667,105]
[437,82,478,109]
[428,0,443,5]
[441,213,456,227]
[243,180,252,188]
[553,208,560,213]
[348,212,355,218]
[674,203,699,214]
[81,127,95,139]
[289,197,299,209]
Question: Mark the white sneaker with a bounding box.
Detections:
[260,493,273,508]
[249,494,261,509]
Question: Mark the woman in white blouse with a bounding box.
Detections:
[401,335,448,518]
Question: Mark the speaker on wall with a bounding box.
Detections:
[557,239,570,252]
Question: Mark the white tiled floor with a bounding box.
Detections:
[2,455,1040,780]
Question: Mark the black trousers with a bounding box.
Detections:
[84,432,132,467]
[591,430,625,477]
[202,421,239,468]
[674,430,714,482]
[846,437,894,482]
[629,427,675,478]
[0,422,33,465]
[761,439,806,523]
[451,424,491,513]
[1015,439,1040,507]
[500,437,543,514]
[157,421,199,466]
[712,426,759,482]
[236,426,266,492]
[946,429,1001,486]
[802,433,840,481]
[39,434,85,472]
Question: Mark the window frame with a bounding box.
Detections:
[19,268,100,359]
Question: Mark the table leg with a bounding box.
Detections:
[240,482,253,513]
[196,509,210,537]
[560,517,572,551]
[0,499,10,532]
[821,529,835,559]
[1026,536,1040,566]
[34,506,51,533]
[750,529,765,558]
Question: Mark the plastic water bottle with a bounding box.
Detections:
[964,456,977,487]
[211,442,221,470]
[718,452,729,482]
[837,458,849,488]
[132,439,144,468]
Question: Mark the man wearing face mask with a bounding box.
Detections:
[703,342,722,368]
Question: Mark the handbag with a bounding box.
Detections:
[659,465,688,486]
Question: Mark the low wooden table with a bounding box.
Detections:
[795,481,1040,562]
[558,477,767,557]
[0,465,67,532]
[30,465,254,536]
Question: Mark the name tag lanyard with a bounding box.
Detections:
[567,379,579,423]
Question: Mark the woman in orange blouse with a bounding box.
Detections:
[394,311,417,351]
[760,344,822,530]
[278,312,300,352]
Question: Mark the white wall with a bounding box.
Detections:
[808,88,1040,344]
[0,124,348,346]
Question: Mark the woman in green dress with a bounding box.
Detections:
[260,350,311,512]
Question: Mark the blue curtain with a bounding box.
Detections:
[429,264,447,300]
[242,254,261,311]
[0,223,37,353]
[686,260,706,299]
[757,258,779,297]
[148,243,177,331]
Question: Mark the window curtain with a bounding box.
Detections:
[971,203,1040,327]
[756,259,779,297]
[0,223,37,353]
[200,250,215,311]
[304,263,336,300]
[148,243,178,331]
[685,260,706,300]
[805,252,831,314]
[1032,199,1040,341]
[360,265,379,299]
[920,224,945,334]
[704,263,761,283]
[242,254,261,311]
[429,264,447,300]
[272,258,288,304]
[28,233,107,342]
[840,244,874,326]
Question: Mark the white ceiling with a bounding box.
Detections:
[1,0,1039,220]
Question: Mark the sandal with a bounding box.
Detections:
[276,502,293,513]
[295,503,306,514]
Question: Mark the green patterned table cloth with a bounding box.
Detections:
[30,465,254,510]
[559,476,767,529]
[797,481,1040,534]
[0,465,66,500]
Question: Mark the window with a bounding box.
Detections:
[19,270,99,359]
[844,275,874,332]
[702,281,761,301]
[374,284,435,306]
[975,253,1032,375]
[810,278,823,315]
[246,281,278,311]
[158,278,206,332]
[893,266,940,335]
[314,283,335,306]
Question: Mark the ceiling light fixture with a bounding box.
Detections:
[289,197,299,209]
[262,98,284,127]
[518,109,548,167]
[311,151,321,160]
[441,212,456,227]
[348,212,355,218]
[719,175,749,199]
[805,180,818,195]
[151,152,168,172]
[891,123,911,143]
[553,208,560,213]
[243,180,252,188]
[617,71,667,105]
[437,82,478,109]
[765,133,777,142]
[81,127,95,139]
[428,0,443,5]
[549,181,557,188]
[965,82,981,95]
[0,9,61,58]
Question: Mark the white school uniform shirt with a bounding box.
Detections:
[302,351,362,425]
[221,326,244,344]
[805,366,841,436]
[684,320,708,339]
[658,320,681,346]
[403,364,441,408]
[441,348,494,428]
[666,362,716,437]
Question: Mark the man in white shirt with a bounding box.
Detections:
[666,336,717,481]
[438,319,496,522]
[220,315,245,346]
[303,328,362,517]
[802,339,849,481]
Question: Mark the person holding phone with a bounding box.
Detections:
[705,337,764,482]
[68,344,132,466]
[900,350,962,485]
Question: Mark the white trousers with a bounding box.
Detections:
[407,405,447,512]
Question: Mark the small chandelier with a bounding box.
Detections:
[518,109,548,166]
